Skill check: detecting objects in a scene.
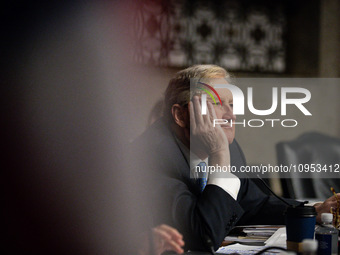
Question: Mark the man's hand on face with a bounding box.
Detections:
[314,193,340,223]
[189,95,229,157]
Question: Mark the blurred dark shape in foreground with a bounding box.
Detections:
[2,1,151,254]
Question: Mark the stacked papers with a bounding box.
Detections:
[218,227,287,254]
[224,225,283,245]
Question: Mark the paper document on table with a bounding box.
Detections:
[217,244,264,254]
[217,244,282,254]
[264,227,286,247]
[243,228,277,237]
[223,225,282,244]
[217,227,287,254]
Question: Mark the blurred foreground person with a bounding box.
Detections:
[2,1,183,254]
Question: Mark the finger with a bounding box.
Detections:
[157,225,184,244]
[192,96,203,125]
[327,193,340,201]
[154,227,184,254]
[201,97,210,124]
[153,228,172,242]
[323,201,337,209]
[207,101,218,123]
[321,202,339,213]
[207,101,225,132]
[163,239,184,254]
[202,106,210,124]
[327,199,339,205]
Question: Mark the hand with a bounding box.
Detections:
[314,193,340,223]
[153,225,184,255]
[138,225,184,255]
[189,96,229,156]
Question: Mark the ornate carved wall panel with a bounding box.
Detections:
[132,0,286,73]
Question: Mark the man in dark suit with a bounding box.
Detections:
[133,65,340,251]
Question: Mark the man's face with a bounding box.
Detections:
[209,78,236,144]
[176,77,236,147]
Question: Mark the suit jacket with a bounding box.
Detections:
[132,117,299,251]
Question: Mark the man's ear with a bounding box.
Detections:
[171,104,188,128]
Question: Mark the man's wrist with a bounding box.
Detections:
[209,148,229,158]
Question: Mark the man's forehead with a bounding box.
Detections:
[201,77,232,95]
[214,87,233,100]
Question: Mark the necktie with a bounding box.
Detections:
[197,162,208,192]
